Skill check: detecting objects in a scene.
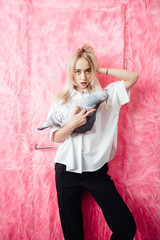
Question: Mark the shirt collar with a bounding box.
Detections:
[71,88,89,97]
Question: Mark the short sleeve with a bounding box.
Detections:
[49,126,60,142]
[47,101,61,142]
[105,80,130,106]
[116,80,130,106]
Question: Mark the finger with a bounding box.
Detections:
[79,109,87,115]
[85,109,96,117]
[72,105,79,115]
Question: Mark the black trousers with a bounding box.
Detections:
[55,163,136,240]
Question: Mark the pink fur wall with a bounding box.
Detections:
[0,0,160,239]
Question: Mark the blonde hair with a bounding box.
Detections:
[53,43,102,105]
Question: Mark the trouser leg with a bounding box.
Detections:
[84,163,136,240]
[55,163,84,240]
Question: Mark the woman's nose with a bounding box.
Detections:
[81,72,86,79]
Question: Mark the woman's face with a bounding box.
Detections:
[73,57,92,92]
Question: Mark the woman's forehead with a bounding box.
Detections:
[75,57,91,69]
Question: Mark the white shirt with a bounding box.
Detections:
[48,80,130,173]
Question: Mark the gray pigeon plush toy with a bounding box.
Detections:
[37,89,109,133]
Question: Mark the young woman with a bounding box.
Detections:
[48,44,138,240]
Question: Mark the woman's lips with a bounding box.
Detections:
[80,82,87,85]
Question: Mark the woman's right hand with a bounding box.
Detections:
[69,106,96,129]
[52,106,96,143]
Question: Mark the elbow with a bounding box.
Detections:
[124,72,139,91]
[52,132,65,143]
[54,139,65,143]
[133,72,139,83]
[130,72,139,86]
[52,135,61,143]
[51,131,59,143]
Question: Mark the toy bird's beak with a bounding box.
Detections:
[102,89,109,102]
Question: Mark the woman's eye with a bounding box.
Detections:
[86,69,91,73]
[75,70,80,74]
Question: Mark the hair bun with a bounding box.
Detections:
[82,43,95,54]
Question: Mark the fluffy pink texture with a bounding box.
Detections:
[0,0,160,240]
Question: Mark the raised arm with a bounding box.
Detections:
[97,67,138,91]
